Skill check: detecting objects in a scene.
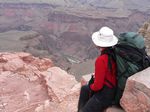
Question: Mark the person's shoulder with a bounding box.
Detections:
[96,54,108,62]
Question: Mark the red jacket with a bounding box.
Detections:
[90,53,117,92]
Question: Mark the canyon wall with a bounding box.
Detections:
[0,4,149,71]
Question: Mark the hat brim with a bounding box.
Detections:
[92,31,118,47]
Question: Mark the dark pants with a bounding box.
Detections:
[77,85,115,112]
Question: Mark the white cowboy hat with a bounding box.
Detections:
[92,26,118,47]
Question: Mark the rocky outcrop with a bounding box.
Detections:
[120,67,150,112]
[0,52,150,112]
[0,52,80,112]
[105,107,125,112]
[139,20,150,55]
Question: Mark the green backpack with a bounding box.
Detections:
[112,32,150,106]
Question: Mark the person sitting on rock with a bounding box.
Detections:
[77,26,118,112]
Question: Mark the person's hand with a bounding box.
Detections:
[81,78,87,86]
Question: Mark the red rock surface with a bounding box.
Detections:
[0,52,80,112]
[120,67,150,112]
[105,106,125,112]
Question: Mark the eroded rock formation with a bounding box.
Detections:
[120,67,150,112]
[139,20,150,55]
[0,52,80,112]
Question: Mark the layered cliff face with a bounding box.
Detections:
[0,52,80,112]
[0,2,150,78]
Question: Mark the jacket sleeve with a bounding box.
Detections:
[90,56,106,92]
